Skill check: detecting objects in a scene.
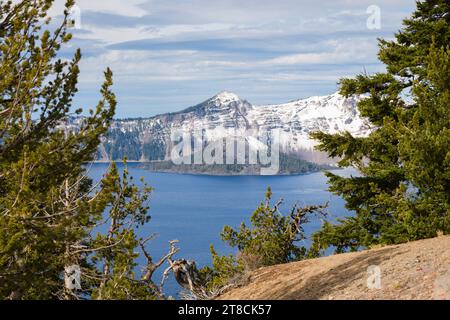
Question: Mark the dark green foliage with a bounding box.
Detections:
[278,153,326,174]
[310,0,450,253]
[140,152,325,175]
[142,140,166,161]
[104,130,142,161]
[198,246,245,291]
[88,162,156,300]
[201,188,326,290]
[0,0,175,300]
[96,125,167,162]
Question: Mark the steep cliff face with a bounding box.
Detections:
[64,91,371,164]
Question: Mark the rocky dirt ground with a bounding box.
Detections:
[218,236,450,300]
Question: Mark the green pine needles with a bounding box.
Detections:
[0,0,177,300]
[200,188,327,293]
[310,0,450,253]
[1,0,449,300]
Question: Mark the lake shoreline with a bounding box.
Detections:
[90,161,340,177]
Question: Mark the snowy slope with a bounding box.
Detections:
[63,91,372,164]
[248,92,370,151]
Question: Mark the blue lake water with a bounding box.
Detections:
[88,163,355,297]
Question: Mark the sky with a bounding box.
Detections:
[50,0,416,118]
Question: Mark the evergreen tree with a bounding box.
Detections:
[200,188,326,293]
[0,0,177,299]
[310,0,450,253]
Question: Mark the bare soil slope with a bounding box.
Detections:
[219,236,450,300]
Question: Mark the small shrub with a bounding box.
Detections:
[200,187,327,294]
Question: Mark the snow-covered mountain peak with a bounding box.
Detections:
[212,91,241,104]
[73,91,373,165]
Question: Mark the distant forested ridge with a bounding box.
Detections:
[139,153,331,176]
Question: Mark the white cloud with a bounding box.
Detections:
[77,36,378,88]
[49,0,148,18]
[59,0,416,116]
[75,23,236,44]
[266,39,378,65]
